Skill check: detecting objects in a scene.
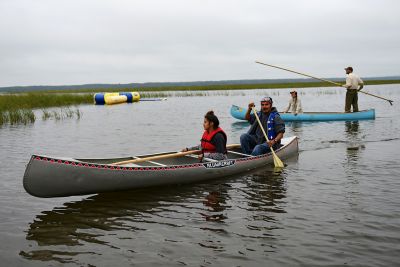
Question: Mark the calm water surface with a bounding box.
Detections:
[1,85,399,266]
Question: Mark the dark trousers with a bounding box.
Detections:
[345,90,359,113]
[240,133,280,156]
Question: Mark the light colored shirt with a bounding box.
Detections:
[344,73,364,90]
[283,98,303,114]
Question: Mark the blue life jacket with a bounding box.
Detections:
[247,107,282,144]
[266,111,279,140]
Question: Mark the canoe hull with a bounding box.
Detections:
[23,137,299,198]
[230,105,375,121]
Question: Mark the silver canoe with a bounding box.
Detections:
[23,136,299,198]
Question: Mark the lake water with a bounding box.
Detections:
[0,85,399,266]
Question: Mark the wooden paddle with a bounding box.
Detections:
[113,144,241,165]
[255,61,394,106]
[252,107,284,168]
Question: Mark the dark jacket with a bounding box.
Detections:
[247,107,285,145]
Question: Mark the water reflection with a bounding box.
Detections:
[200,191,228,222]
[246,169,287,212]
[285,121,304,133]
[230,121,249,133]
[20,187,202,263]
[345,121,360,137]
[344,121,365,163]
[20,168,288,264]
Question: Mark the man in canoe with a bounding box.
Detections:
[342,66,364,113]
[182,110,228,161]
[283,90,303,115]
[240,97,285,156]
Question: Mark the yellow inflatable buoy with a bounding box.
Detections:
[94,92,140,105]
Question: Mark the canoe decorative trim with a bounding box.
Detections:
[31,136,292,173]
[32,143,287,172]
[32,156,205,171]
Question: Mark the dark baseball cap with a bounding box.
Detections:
[344,66,353,71]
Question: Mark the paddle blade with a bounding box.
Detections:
[272,153,285,168]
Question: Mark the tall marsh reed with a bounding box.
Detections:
[0,93,86,125]
[0,109,36,125]
[41,108,82,121]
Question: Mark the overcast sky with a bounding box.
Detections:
[0,0,399,87]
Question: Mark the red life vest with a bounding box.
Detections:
[200,127,227,153]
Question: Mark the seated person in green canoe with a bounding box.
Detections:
[182,110,227,161]
[240,97,285,156]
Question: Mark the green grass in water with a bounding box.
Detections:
[0,109,36,125]
[0,93,92,111]
[0,93,88,125]
[0,79,397,125]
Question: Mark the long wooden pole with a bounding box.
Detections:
[255,61,394,106]
[252,107,284,168]
[113,144,241,165]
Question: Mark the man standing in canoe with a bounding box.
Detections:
[240,97,285,156]
[342,66,364,113]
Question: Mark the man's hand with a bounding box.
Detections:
[267,139,275,148]
[245,102,255,120]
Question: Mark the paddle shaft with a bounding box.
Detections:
[113,144,241,165]
[251,107,284,168]
[114,149,201,165]
[255,61,394,105]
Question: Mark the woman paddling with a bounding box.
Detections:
[183,110,227,161]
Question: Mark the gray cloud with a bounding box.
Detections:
[0,0,399,86]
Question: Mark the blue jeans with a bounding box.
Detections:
[240,133,272,156]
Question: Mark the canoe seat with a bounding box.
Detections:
[186,154,218,162]
[227,150,251,158]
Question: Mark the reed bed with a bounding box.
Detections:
[0,108,82,125]
[0,109,36,125]
[38,82,334,94]
[0,93,92,111]
[41,108,82,121]
[0,93,86,125]
[30,79,400,94]
[0,79,397,125]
